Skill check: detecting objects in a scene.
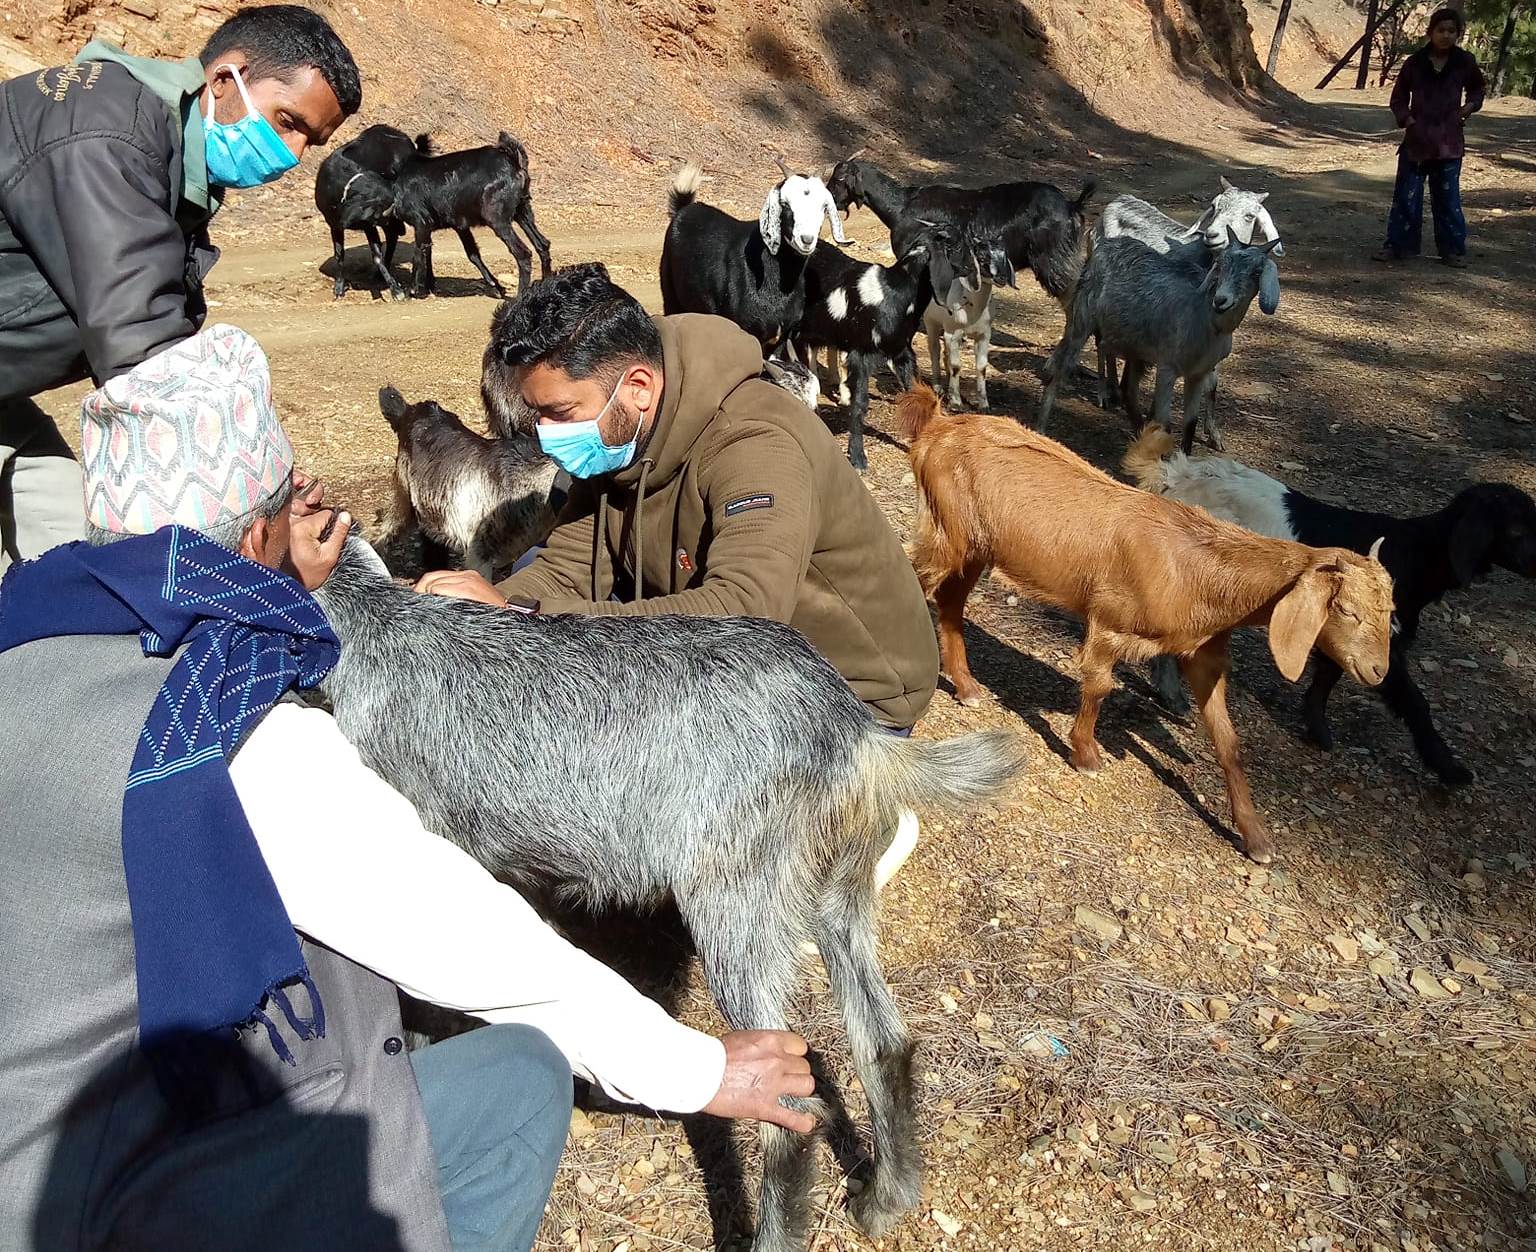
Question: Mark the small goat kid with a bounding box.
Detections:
[1039,229,1280,452]
[313,535,1029,1252]
[391,131,553,299]
[1126,428,1536,785]
[660,161,848,354]
[313,123,420,301]
[899,385,1393,864]
[376,386,561,577]
[921,230,1016,412]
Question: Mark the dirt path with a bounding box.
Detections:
[39,92,1536,1252]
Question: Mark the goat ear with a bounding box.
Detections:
[1192,204,1217,234]
[1449,510,1494,584]
[823,188,850,244]
[928,247,957,304]
[1225,224,1242,248]
[1268,567,1335,682]
[1259,258,1281,315]
[759,188,782,255]
[1198,263,1219,294]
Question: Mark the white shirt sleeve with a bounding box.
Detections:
[228,700,726,1115]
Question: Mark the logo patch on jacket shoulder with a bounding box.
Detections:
[723,493,774,517]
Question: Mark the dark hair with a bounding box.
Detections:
[490,262,663,385]
[1427,6,1464,35]
[202,5,362,116]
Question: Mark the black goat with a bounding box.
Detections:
[391,132,553,299]
[659,161,848,354]
[375,387,562,578]
[824,159,1093,306]
[792,223,970,471]
[1128,430,1536,785]
[314,124,423,301]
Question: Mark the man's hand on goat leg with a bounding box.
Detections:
[705,1030,817,1133]
[286,508,351,591]
[413,569,510,607]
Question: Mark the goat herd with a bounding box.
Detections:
[314,127,1536,1252]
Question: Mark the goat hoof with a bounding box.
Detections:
[1303,721,1334,752]
[1071,758,1102,776]
[388,286,409,304]
[954,689,988,709]
[1436,761,1475,788]
[1243,843,1275,866]
[332,283,346,300]
[850,1179,921,1239]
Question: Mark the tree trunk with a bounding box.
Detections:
[1493,5,1520,95]
[1356,0,1380,88]
[1317,0,1411,88]
[1266,0,1295,76]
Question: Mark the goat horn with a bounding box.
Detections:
[774,155,791,178]
[847,146,868,160]
[1369,536,1386,563]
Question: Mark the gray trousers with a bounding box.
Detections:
[0,398,84,571]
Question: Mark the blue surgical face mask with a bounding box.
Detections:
[203,64,300,189]
[534,378,645,479]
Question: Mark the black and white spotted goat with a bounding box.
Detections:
[314,534,1029,1252]
[1125,428,1536,785]
[660,160,848,353]
[791,220,979,470]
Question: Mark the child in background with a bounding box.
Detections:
[1374,7,1485,268]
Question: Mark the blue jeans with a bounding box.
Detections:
[1385,154,1466,258]
[410,1024,573,1252]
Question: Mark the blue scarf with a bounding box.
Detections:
[0,527,339,1068]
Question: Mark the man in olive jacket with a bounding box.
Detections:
[419,263,940,735]
[0,5,359,568]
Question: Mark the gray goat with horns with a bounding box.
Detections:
[313,535,1028,1252]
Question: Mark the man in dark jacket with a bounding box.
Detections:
[1373,6,1485,267]
[0,4,359,569]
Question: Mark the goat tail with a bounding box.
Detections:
[413,132,436,157]
[496,131,530,172]
[1072,179,1098,217]
[893,384,943,443]
[847,730,1027,846]
[669,162,703,216]
[1121,424,1177,491]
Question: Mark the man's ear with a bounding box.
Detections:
[627,363,660,415]
[241,516,271,567]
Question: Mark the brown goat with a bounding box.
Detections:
[897,386,1394,863]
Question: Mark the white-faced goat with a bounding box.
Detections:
[659,161,848,354]
[1126,428,1536,786]
[791,221,974,470]
[314,123,422,301]
[313,535,1028,1252]
[1039,229,1281,451]
[374,386,562,578]
[823,158,1093,309]
[921,229,1017,412]
[1092,179,1285,436]
[390,131,553,299]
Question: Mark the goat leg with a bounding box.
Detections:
[932,563,987,707]
[1202,369,1225,450]
[1120,359,1147,428]
[1376,651,1475,786]
[330,225,349,299]
[514,203,554,279]
[682,893,827,1252]
[363,224,406,302]
[383,221,403,269]
[925,324,943,401]
[1181,636,1273,864]
[409,225,435,299]
[814,862,921,1238]
[972,327,990,412]
[1300,652,1342,752]
[845,353,872,473]
[489,222,533,296]
[891,346,917,393]
[1069,628,1117,774]
[456,228,508,299]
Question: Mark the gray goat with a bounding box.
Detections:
[1093,180,1285,439]
[1039,229,1281,452]
[313,536,1029,1252]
